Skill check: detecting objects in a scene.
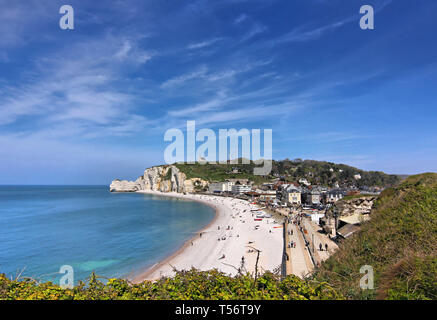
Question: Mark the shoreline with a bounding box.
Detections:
[131,190,222,282]
[132,190,283,283]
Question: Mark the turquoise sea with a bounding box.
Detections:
[0,186,215,284]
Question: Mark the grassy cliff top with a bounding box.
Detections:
[314,173,437,300]
[173,159,400,187]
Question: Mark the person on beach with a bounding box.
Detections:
[325,243,328,251]
[319,243,323,251]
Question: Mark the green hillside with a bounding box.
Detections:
[175,159,400,187]
[314,173,437,300]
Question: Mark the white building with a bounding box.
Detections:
[323,190,344,203]
[299,178,310,186]
[209,181,234,193]
[231,184,251,194]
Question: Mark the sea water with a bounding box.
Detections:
[0,186,214,284]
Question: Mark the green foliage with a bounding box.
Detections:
[313,173,437,300]
[174,159,399,187]
[0,269,342,300]
[175,162,273,184]
[382,256,437,300]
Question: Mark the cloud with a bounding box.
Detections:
[0,34,153,138]
[161,59,272,89]
[234,14,248,24]
[0,0,51,48]
[240,23,268,42]
[114,39,153,63]
[187,37,223,49]
[266,1,394,46]
[160,65,208,88]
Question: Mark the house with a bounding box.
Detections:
[302,189,321,205]
[299,178,310,186]
[323,189,344,204]
[230,167,240,174]
[282,185,302,205]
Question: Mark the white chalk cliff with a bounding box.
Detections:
[110,165,208,193]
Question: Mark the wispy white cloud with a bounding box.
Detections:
[240,23,268,42]
[266,0,393,46]
[0,0,51,48]
[283,132,376,143]
[160,65,208,88]
[187,37,223,49]
[0,34,153,138]
[161,59,273,89]
[234,14,248,24]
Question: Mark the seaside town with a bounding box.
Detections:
[202,173,379,276]
[125,162,385,282]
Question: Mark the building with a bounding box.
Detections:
[299,178,310,186]
[282,185,302,205]
[302,189,321,205]
[336,213,371,239]
[231,184,251,194]
[323,189,344,204]
[208,181,234,193]
[259,190,277,202]
[227,178,250,185]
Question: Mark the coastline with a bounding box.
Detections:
[132,191,283,283]
[131,190,222,282]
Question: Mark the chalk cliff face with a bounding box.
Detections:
[110,165,208,193]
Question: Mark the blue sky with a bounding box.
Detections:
[0,0,436,184]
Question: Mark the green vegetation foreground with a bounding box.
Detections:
[0,270,341,300]
[314,173,437,300]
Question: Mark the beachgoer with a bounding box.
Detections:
[325,243,328,251]
[319,243,323,251]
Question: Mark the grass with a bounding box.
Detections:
[313,173,437,300]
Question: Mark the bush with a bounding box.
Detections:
[0,269,341,300]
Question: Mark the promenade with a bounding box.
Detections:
[273,206,338,278]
